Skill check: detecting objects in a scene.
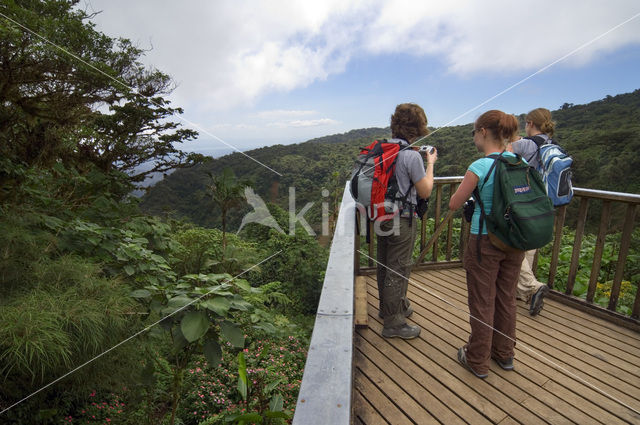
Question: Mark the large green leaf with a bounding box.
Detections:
[268,394,283,412]
[221,321,245,347]
[203,339,222,367]
[202,297,231,316]
[167,295,193,309]
[180,311,209,343]
[224,412,262,423]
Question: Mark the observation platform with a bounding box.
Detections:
[293,179,640,425]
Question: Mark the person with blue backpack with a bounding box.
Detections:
[510,108,573,316]
[449,110,554,378]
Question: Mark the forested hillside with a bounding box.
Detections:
[141,89,640,231]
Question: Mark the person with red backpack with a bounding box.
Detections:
[354,103,437,339]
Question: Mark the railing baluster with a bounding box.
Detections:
[548,205,567,289]
[420,208,428,252]
[608,204,637,311]
[368,219,374,267]
[566,198,590,295]
[432,184,443,262]
[632,283,640,319]
[586,200,611,303]
[446,183,456,261]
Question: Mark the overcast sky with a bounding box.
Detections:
[85,0,640,157]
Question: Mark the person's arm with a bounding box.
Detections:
[415,149,437,199]
[449,170,479,210]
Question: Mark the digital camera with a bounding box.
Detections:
[418,145,435,154]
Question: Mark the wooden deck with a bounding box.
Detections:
[353,268,640,425]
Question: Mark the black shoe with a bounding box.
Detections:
[378,306,413,319]
[381,323,421,339]
[457,347,488,379]
[529,285,549,316]
[492,356,515,371]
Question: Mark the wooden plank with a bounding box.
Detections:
[403,273,640,399]
[293,181,355,425]
[587,201,611,303]
[361,287,556,425]
[566,197,589,295]
[573,187,640,204]
[355,336,470,425]
[357,330,496,425]
[355,350,440,425]
[426,269,640,364]
[548,205,566,289]
[353,372,408,425]
[432,184,443,262]
[354,276,368,328]
[399,275,640,407]
[608,204,637,311]
[366,276,640,423]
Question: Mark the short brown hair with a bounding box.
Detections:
[390,103,429,142]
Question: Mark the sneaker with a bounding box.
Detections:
[457,347,488,379]
[529,285,549,316]
[492,356,515,371]
[381,323,421,339]
[378,306,413,319]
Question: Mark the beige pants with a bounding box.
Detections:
[516,250,545,302]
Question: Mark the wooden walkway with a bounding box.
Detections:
[353,268,640,425]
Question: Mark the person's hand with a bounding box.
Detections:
[426,147,438,164]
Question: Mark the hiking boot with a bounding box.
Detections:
[492,356,515,371]
[457,347,488,379]
[529,285,549,316]
[381,324,421,339]
[378,306,413,319]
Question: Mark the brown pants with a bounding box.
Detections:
[463,235,524,374]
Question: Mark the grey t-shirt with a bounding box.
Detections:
[391,138,426,208]
[511,134,550,170]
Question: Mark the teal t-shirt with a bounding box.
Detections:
[468,151,518,235]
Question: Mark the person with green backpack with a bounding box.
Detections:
[449,110,554,378]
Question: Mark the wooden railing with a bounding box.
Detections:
[355,177,640,328]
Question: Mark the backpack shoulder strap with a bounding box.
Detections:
[471,151,504,262]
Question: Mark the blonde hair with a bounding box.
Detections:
[526,108,555,138]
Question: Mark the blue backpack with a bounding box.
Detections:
[524,136,574,207]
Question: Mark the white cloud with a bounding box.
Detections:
[89,0,640,111]
[267,118,339,128]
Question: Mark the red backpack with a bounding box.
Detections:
[349,139,414,221]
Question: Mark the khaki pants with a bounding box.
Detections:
[376,217,416,328]
[463,235,525,375]
[516,250,545,302]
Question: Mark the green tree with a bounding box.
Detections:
[0,0,202,199]
[208,168,251,251]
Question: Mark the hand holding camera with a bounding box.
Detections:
[418,145,438,164]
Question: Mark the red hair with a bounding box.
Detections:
[476,110,519,146]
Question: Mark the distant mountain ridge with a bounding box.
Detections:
[141,89,640,230]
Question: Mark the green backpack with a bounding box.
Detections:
[473,152,555,257]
